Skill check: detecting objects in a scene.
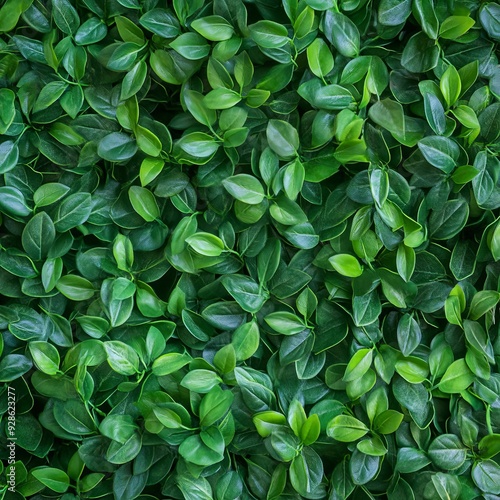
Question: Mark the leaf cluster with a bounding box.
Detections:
[0,0,499,499]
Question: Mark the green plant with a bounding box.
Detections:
[0,0,499,499]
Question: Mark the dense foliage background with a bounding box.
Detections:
[0,0,500,498]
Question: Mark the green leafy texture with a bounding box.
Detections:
[0,0,498,496]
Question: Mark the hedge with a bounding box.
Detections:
[0,0,500,499]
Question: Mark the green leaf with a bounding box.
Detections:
[98,132,137,162]
[249,20,289,48]
[423,92,446,135]
[343,348,373,382]
[222,274,267,313]
[181,369,222,393]
[33,183,70,208]
[56,275,95,301]
[306,38,334,78]
[136,125,162,157]
[413,0,439,39]
[75,17,108,45]
[440,65,461,107]
[395,357,429,384]
[191,15,234,41]
[438,359,475,393]
[469,291,500,320]
[204,88,241,110]
[329,254,363,277]
[223,174,265,204]
[140,157,164,187]
[327,415,369,442]
[32,468,70,493]
[171,33,209,62]
[176,131,219,159]
[373,410,404,434]
[323,11,360,57]
[289,447,323,495]
[128,186,160,222]
[397,314,421,357]
[480,3,500,42]
[54,192,92,231]
[0,0,30,33]
[429,199,469,240]
[298,414,320,447]
[472,460,500,495]
[378,0,412,26]
[401,31,439,73]
[41,257,63,292]
[283,158,305,201]
[418,136,460,173]
[440,15,476,40]
[152,352,191,376]
[115,15,144,44]
[264,311,306,335]
[396,447,432,473]
[428,434,467,470]
[22,212,56,261]
[121,60,147,100]
[0,354,32,382]
[186,232,225,257]
[231,321,260,361]
[0,186,31,218]
[104,340,140,375]
[52,1,79,35]
[0,89,16,134]
[478,434,500,459]
[267,119,299,159]
[0,140,19,174]
[29,341,60,375]
[199,386,234,427]
[99,414,138,444]
[356,436,387,456]
[140,9,180,38]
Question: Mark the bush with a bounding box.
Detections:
[0,0,500,499]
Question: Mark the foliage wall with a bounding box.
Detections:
[0,0,500,499]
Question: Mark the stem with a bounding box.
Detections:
[486,404,493,435]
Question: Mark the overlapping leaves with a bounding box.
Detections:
[0,0,499,499]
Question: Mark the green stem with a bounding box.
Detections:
[486,404,493,435]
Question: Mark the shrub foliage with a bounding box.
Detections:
[0,0,500,499]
